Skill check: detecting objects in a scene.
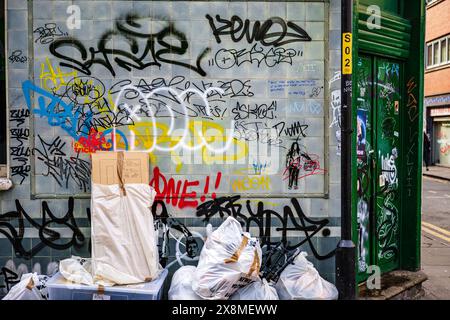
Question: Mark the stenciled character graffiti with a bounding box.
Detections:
[286,142,303,190]
[284,141,324,190]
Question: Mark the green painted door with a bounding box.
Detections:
[356,55,402,281]
[356,55,374,281]
[375,58,402,272]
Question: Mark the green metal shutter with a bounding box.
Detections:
[358,5,412,59]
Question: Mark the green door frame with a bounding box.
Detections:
[351,0,425,288]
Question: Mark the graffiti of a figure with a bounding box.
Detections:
[286,142,302,190]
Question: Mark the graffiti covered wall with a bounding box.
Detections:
[0,0,342,294]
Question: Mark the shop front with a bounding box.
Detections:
[426,95,450,166]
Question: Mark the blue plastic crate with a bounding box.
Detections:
[46,269,168,300]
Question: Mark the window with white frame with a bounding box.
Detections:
[426,0,440,6]
[426,35,450,69]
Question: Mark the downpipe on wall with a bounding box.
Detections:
[335,0,357,300]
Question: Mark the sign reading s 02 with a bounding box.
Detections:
[342,33,352,75]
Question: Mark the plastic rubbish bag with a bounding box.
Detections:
[168,266,203,300]
[231,278,279,300]
[59,256,99,286]
[192,217,262,300]
[91,183,162,285]
[2,273,48,300]
[276,252,338,300]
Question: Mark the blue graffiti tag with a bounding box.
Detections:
[22,80,129,150]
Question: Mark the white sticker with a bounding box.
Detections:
[379,174,385,187]
[93,293,111,300]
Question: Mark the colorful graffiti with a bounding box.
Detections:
[2,1,338,290]
[376,60,401,263]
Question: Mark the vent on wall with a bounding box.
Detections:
[358,5,411,59]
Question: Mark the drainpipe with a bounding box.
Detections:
[335,0,356,300]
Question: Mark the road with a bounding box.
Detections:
[421,176,450,299]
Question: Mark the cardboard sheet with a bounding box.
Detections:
[91,151,150,185]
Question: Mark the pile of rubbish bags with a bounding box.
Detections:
[2,152,337,300]
[3,215,338,300]
[168,216,338,300]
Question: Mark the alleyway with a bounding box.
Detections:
[421,175,450,299]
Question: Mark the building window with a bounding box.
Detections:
[448,38,450,63]
[427,44,433,66]
[433,42,439,64]
[426,0,440,6]
[426,35,450,69]
[441,39,448,63]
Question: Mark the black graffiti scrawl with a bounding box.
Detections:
[0,197,87,259]
[196,196,335,260]
[206,15,312,46]
[48,13,211,77]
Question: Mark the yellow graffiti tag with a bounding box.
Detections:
[118,120,248,163]
[231,175,271,192]
[83,119,247,172]
[39,58,77,91]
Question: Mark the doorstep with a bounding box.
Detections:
[357,270,428,300]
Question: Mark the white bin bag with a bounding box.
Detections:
[231,278,279,300]
[91,183,161,286]
[59,256,96,286]
[276,252,338,300]
[168,266,203,300]
[192,217,262,300]
[2,273,48,300]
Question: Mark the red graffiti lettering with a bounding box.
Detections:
[150,167,222,209]
[73,128,111,153]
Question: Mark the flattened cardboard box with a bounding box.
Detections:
[91,152,150,185]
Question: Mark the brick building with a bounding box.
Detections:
[425,0,450,167]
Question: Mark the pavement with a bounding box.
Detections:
[423,165,450,181]
[420,174,450,300]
